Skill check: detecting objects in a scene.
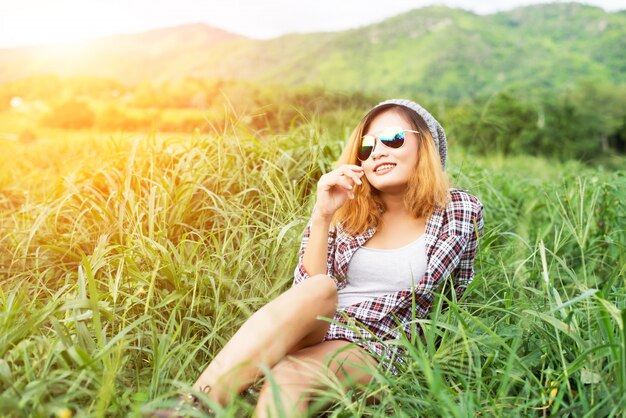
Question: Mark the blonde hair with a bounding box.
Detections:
[333,104,451,235]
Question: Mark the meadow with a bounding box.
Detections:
[0,108,624,417]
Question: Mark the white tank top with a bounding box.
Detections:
[337,234,428,309]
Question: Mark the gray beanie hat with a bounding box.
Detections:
[369,98,448,170]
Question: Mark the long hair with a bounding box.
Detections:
[332,104,451,234]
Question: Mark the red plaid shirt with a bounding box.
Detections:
[293,188,484,372]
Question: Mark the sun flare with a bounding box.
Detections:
[1,0,129,47]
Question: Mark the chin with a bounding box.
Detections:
[369,180,407,194]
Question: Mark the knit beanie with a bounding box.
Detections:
[368,99,448,170]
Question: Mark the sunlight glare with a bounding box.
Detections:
[10,97,24,108]
[1,0,128,47]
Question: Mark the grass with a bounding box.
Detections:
[0,110,624,417]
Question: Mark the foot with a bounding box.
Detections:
[147,386,214,417]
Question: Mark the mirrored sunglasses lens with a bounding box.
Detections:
[358,135,375,160]
[380,130,405,148]
[358,146,373,161]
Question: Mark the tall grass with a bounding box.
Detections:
[0,112,624,417]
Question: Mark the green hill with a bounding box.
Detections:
[0,3,624,100]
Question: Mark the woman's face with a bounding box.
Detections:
[360,109,420,195]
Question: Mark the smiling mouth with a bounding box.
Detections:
[374,163,396,173]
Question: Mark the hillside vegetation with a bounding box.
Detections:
[0,3,624,100]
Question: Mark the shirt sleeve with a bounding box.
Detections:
[293,214,341,288]
[452,199,485,298]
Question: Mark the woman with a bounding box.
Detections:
[153,98,484,417]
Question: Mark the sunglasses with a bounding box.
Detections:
[357,126,420,161]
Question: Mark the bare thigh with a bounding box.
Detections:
[254,339,380,417]
[270,339,379,390]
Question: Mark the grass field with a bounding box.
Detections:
[0,113,624,417]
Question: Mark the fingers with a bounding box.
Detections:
[319,174,351,193]
[315,165,364,216]
[337,164,364,174]
[335,176,356,192]
[335,165,364,187]
[320,166,364,191]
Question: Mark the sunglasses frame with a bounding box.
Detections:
[357,126,420,162]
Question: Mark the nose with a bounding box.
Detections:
[370,138,388,160]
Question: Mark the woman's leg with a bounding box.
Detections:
[254,339,379,418]
[193,274,338,405]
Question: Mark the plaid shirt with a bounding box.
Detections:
[293,188,484,372]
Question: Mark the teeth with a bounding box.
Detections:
[375,164,395,172]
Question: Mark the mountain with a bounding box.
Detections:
[0,2,624,100]
[0,24,246,83]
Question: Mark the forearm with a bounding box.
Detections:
[301,212,333,276]
[296,164,362,282]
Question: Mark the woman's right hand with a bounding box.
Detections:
[314,165,364,220]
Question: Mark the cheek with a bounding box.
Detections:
[363,171,376,184]
[401,147,419,168]
[361,162,375,176]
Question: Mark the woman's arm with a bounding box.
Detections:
[453,199,485,298]
[293,212,337,286]
[301,212,334,276]
[293,164,364,286]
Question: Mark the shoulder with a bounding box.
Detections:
[447,188,484,216]
[439,188,484,235]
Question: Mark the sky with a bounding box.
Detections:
[0,0,624,48]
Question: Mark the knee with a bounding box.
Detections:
[285,274,337,319]
[307,274,338,306]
